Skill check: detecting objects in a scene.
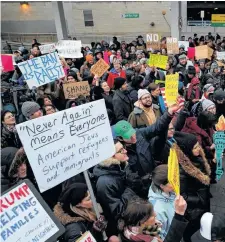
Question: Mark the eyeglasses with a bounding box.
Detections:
[116,147,126,154]
[4,114,15,120]
[168,127,175,131]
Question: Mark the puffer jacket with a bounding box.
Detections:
[1,125,22,149]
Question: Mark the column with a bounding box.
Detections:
[52,1,68,40]
[170,1,181,40]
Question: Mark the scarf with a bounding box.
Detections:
[187,77,200,99]
[70,204,97,223]
[4,124,17,133]
[136,101,156,125]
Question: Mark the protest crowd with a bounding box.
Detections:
[1,32,225,242]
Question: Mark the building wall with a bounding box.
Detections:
[1,1,225,44]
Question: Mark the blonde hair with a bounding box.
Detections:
[59,56,69,68]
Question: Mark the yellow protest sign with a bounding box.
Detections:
[168,147,180,195]
[195,45,214,60]
[148,54,168,70]
[165,73,179,106]
[91,58,109,77]
[63,81,90,99]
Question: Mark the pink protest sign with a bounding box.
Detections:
[0,55,15,72]
[187,47,195,59]
[103,51,109,65]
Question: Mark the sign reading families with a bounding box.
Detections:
[18,52,64,89]
[91,59,110,77]
[63,81,90,99]
[148,54,168,70]
[146,33,160,51]
[39,43,56,54]
[56,40,83,58]
[0,180,64,242]
[16,100,115,192]
[166,37,179,55]
[168,147,180,195]
[76,231,97,242]
[165,73,179,106]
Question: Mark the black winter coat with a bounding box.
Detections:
[113,90,133,121]
[93,158,137,237]
[127,85,138,103]
[1,126,22,149]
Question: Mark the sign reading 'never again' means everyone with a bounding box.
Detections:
[18,52,65,89]
[0,180,65,242]
[16,100,115,192]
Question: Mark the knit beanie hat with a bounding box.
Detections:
[21,101,40,119]
[213,90,225,101]
[202,99,215,111]
[203,84,215,94]
[138,89,150,99]
[59,183,88,213]
[179,54,187,59]
[114,120,136,139]
[86,54,94,62]
[114,77,126,90]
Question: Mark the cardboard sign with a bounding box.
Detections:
[18,52,64,89]
[187,47,195,59]
[146,33,160,51]
[16,100,115,193]
[56,40,83,58]
[178,41,189,51]
[0,55,14,72]
[217,51,225,60]
[165,73,179,106]
[0,180,65,242]
[76,231,97,242]
[168,147,180,195]
[63,81,90,99]
[91,59,109,77]
[39,44,56,54]
[195,45,214,60]
[148,54,168,70]
[166,37,179,55]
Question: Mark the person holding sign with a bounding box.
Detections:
[173,132,211,242]
[54,183,107,242]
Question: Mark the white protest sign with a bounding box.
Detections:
[76,231,97,242]
[18,52,64,89]
[39,43,56,54]
[16,100,115,193]
[217,51,225,60]
[56,40,83,58]
[178,41,189,51]
[0,180,65,242]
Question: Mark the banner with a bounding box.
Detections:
[178,41,189,51]
[56,40,83,58]
[0,55,14,72]
[195,45,214,60]
[148,54,168,70]
[76,231,97,242]
[91,59,110,77]
[16,100,115,192]
[187,47,195,59]
[39,43,56,54]
[166,37,179,55]
[168,147,180,195]
[217,51,225,60]
[18,52,64,89]
[165,73,179,106]
[146,33,160,51]
[63,81,90,99]
[0,180,65,242]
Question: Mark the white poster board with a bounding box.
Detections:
[18,52,64,89]
[0,180,65,242]
[16,100,115,193]
[39,44,56,54]
[217,51,225,60]
[56,40,83,58]
[76,231,97,242]
[178,41,189,51]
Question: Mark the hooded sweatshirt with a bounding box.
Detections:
[148,185,176,240]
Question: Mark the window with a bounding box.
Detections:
[83,10,94,27]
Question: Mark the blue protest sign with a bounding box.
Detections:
[18,52,64,89]
[213,131,225,181]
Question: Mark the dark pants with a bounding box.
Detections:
[182,217,201,242]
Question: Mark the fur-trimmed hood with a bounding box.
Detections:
[99,157,128,167]
[174,144,211,185]
[54,203,85,226]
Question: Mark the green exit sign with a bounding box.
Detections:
[122,13,139,18]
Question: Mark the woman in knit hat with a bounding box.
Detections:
[80,55,94,80]
[1,110,22,149]
[173,132,211,242]
[54,183,107,242]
